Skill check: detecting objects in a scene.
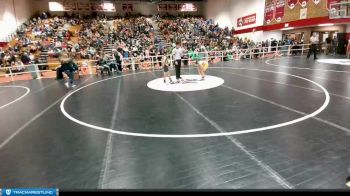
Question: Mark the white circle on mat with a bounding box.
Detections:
[147,75,224,92]
[0,85,30,110]
[60,67,330,138]
[317,59,350,66]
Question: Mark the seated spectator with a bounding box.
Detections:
[14,58,25,73]
[96,54,111,75]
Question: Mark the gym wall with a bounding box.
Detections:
[206,0,266,30]
[264,0,332,26]
[0,0,35,41]
[32,0,205,17]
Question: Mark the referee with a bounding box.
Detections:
[307,32,319,60]
[172,42,184,81]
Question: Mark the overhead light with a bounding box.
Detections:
[49,2,64,11]
[318,23,334,27]
[281,27,294,30]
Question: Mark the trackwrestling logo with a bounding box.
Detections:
[1,188,57,196]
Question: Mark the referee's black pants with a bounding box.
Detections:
[175,59,182,79]
[307,44,317,59]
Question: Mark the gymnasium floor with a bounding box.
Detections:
[0,55,350,189]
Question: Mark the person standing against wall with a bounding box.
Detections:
[346,39,350,59]
[307,33,319,60]
[113,48,123,73]
[332,35,338,55]
[325,36,331,55]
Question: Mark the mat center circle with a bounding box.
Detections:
[60,67,330,138]
[147,75,224,92]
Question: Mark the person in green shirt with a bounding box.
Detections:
[191,48,200,62]
[188,48,195,60]
[227,52,234,61]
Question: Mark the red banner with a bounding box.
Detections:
[327,0,341,10]
[158,4,168,11]
[287,0,298,9]
[237,14,256,27]
[299,0,309,8]
[275,0,285,22]
[265,3,275,24]
[0,42,8,48]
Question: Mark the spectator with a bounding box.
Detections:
[347,39,350,59]
[325,36,331,55]
[332,35,338,55]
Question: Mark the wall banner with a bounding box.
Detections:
[237,13,256,27]
[90,2,103,11]
[275,0,286,22]
[167,4,179,11]
[287,0,298,9]
[265,3,275,24]
[312,0,321,5]
[77,2,90,11]
[327,0,341,10]
[299,0,310,8]
[300,8,308,19]
[63,1,77,11]
[157,4,168,11]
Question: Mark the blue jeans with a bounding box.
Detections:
[64,70,74,85]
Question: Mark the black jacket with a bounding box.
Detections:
[61,60,77,72]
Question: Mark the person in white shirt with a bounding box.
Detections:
[145,49,150,60]
[172,42,184,80]
[55,41,62,49]
[15,58,25,72]
[307,32,319,60]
